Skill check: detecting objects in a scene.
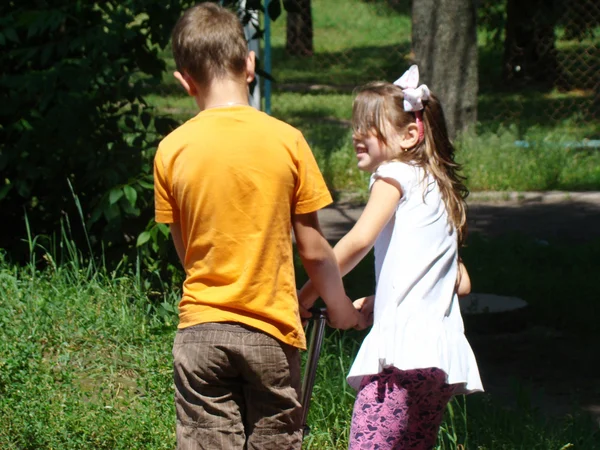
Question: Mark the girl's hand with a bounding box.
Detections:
[353,295,375,329]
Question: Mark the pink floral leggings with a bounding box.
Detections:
[349,367,455,450]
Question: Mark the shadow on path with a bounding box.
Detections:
[317,196,600,423]
[319,198,600,244]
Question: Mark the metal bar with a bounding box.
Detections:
[241,1,261,109]
[300,307,327,436]
[263,0,272,114]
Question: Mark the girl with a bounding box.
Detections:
[299,65,483,449]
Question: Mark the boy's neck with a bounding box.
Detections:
[196,77,250,111]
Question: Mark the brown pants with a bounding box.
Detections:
[173,322,303,450]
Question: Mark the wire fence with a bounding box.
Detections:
[266,0,599,136]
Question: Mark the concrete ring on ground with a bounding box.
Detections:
[460,293,528,334]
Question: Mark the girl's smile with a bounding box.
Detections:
[353,133,389,173]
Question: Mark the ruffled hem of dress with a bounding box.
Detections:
[346,319,484,394]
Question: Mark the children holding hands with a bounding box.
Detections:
[156,3,480,449]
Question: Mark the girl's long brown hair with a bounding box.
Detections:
[352,82,469,246]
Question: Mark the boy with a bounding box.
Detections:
[153,3,362,449]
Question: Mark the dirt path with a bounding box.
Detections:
[318,191,600,423]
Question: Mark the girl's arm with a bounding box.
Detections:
[298,177,402,310]
[456,259,471,297]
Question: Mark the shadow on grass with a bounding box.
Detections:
[478,89,598,134]
[478,37,599,93]
[359,0,412,16]
[298,121,358,199]
[145,37,597,131]
[302,121,350,151]
[267,39,598,129]
[476,42,598,130]
[146,80,184,97]
[270,43,412,87]
[470,201,600,319]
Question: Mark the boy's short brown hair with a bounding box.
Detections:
[172,3,248,85]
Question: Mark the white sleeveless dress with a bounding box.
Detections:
[347,162,483,394]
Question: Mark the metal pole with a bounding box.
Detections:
[240,1,261,109]
[263,0,272,114]
[300,308,327,436]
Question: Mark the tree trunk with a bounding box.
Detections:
[412,0,478,140]
[285,0,313,56]
[502,0,559,87]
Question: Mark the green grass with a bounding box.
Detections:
[145,0,600,194]
[3,220,600,449]
[0,258,178,449]
[269,0,412,85]
[2,231,599,449]
[458,126,600,192]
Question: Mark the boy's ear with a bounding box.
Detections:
[174,71,197,96]
[399,123,420,149]
[245,51,256,84]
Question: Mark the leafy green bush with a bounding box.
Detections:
[0,1,185,262]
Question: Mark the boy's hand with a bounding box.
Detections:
[299,296,317,317]
[353,295,375,329]
[298,288,317,327]
[299,303,313,327]
[326,296,362,330]
[299,304,313,320]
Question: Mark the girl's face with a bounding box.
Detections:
[352,131,390,173]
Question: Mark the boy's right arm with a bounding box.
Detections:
[293,211,362,330]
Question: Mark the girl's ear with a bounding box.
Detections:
[398,123,420,149]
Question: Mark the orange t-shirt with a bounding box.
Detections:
[154,105,332,349]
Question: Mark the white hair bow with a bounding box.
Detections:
[393,65,430,112]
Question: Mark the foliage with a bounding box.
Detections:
[0,0,185,264]
[476,0,507,49]
[0,0,298,275]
